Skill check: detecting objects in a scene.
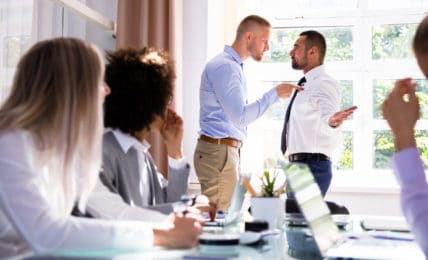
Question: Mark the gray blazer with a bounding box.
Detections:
[100,131,190,214]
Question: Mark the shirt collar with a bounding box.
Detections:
[107,128,151,154]
[224,45,243,68]
[304,64,326,84]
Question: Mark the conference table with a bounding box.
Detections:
[20,215,421,260]
[22,224,292,259]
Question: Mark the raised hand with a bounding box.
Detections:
[381,78,419,151]
[161,108,184,159]
[328,106,358,127]
[275,83,303,98]
[193,195,217,221]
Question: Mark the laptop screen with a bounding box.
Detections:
[284,163,341,256]
[224,176,246,224]
[203,176,246,227]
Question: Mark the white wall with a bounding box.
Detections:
[182,0,233,183]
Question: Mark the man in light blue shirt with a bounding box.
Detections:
[194,15,298,210]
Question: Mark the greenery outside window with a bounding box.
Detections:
[242,0,428,187]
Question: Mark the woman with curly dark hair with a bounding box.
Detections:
[85,47,215,221]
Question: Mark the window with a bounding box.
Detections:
[241,0,428,188]
[0,0,33,103]
[0,0,116,105]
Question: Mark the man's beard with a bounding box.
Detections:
[291,59,305,70]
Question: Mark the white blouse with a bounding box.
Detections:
[0,130,155,257]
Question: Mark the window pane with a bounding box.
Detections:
[340,80,353,119]
[335,131,353,170]
[266,30,299,63]
[0,0,33,104]
[265,27,353,63]
[369,0,428,9]
[374,130,428,169]
[4,36,31,68]
[372,24,417,60]
[373,79,428,119]
[373,130,393,169]
[261,81,294,121]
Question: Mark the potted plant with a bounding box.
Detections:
[250,163,286,229]
[260,170,286,197]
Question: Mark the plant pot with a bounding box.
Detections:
[251,196,285,229]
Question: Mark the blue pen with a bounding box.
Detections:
[348,233,414,242]
[369,234,414,242]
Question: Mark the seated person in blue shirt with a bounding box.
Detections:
[86,47,216,221]
[381,15,428,257]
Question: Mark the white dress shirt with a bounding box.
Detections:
[286,65,341,158]
[0,130,155,256]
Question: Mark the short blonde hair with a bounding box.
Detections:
[235,15,271,40]
[0,38,104,213]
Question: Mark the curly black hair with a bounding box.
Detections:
[104,47,174,134]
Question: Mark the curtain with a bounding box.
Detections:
[116,0,177,176]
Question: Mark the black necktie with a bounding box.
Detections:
[280,77,306,154]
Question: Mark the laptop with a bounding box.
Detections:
[203,177,246,228]
[284,162,425,259]
[285,213,351,229]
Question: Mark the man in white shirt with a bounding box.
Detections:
[281,30,357,196]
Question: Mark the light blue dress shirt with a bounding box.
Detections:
[199,45,279,141]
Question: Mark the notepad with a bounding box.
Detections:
[361,216,410,232]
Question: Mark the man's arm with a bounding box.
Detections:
[212,64,280,127]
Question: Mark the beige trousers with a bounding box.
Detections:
[193,139,239,211]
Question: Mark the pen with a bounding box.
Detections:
[347,233,414,242]
[369,234,414,242]
[173,201,189,215]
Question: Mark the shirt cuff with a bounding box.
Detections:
[168,156,187,169]
[391,147,426,187]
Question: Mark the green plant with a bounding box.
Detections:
[261,170,278,197]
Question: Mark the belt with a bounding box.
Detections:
[199,135,242,148]
[288,153,330,162]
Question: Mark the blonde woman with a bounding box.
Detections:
[0,38,201,257]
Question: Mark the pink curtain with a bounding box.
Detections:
[116,0,176,176]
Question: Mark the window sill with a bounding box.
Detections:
[189,173,402,195]
[330,172,400,194]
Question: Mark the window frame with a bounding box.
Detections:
[242,1,427,191]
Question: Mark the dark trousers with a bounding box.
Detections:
[287,160,332,197]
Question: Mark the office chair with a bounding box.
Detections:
[285,198,350,215]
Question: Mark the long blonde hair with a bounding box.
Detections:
[0,38,104,213]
